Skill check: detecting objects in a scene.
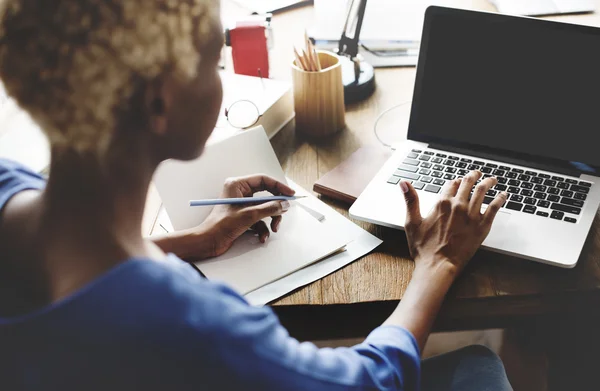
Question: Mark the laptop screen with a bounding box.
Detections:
[408,7,600,173]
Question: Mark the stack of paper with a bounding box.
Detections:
[153,127,381,304]
[196,205,347,294]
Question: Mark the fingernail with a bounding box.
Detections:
[281,201,290,211]
[502,191,508,197]
[399,181,409,193]
[275,220,281,231]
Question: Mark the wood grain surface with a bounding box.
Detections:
[262,0,600,336]
[159,0,600,338]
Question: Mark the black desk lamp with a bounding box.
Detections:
[337,0,375,103]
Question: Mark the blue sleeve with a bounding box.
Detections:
[194,282,421,391]
[0,158,45,213]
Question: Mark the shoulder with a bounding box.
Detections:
[87,255,268,336]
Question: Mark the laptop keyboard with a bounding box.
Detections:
[387,149,593,224]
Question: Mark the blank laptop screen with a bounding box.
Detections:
[409,7,600,171]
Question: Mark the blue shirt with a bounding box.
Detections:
[0,158,421,391]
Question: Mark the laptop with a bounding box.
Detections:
[349,6,600,268]
[489,0,595,17]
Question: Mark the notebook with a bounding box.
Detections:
[153,127,351,294]
[313,146,393,204]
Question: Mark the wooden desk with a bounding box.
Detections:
[249,0,600,340]
[157,0,600,340]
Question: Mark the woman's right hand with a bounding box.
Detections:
[400,170,508,277]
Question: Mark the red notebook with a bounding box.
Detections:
[313,146,393,204]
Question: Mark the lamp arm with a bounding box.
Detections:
[338,0,368,59]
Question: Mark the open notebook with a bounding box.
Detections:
[153,127,350,294]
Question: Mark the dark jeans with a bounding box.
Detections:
[422,345,513,391]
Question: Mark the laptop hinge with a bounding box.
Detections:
[429,143,582,177]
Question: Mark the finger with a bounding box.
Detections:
[271,215,282,232]
[469,176,498,216]
[441,178,462,199]
[245,200,290,224]
[237,174,296,196]
[483,191,509,226]
[399,180,423,228]
[456,170,482,201]
[251,220,270,243]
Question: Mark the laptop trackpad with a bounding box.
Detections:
[484,209,512,247]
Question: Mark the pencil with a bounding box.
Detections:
[293,47,305,70]
[304,31,315,71]
[189,195,307,207]
[294,47,308,71]
[301,49,314,71]
[304,32,321,71]
[312,46,321,71]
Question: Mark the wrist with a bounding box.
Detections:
[153,224,215,260]
[413,256,459,287]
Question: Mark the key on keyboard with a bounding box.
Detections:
[398,164,418,173]
[393,171,419,181]
[506,202,523,211]
[413,182,425,190]
[425,184,441,193]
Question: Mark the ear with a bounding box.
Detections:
[145,78,172,136]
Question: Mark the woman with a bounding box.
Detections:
[0,0,512,390]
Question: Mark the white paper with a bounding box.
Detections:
[490,0,595,16]
[313,0,458,42]
[152,176,383,304]
[230,0,310,14]
[153,127,356,295]
[245,178,383,305]
[196,205,348,294]
[154,127,287,231]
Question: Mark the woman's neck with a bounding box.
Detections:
[37,146,165,299]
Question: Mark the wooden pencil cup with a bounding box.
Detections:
[292,51,346,137]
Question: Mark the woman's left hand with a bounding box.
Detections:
[152,175,295,260]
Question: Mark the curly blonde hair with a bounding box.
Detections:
[0,0,220,152]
